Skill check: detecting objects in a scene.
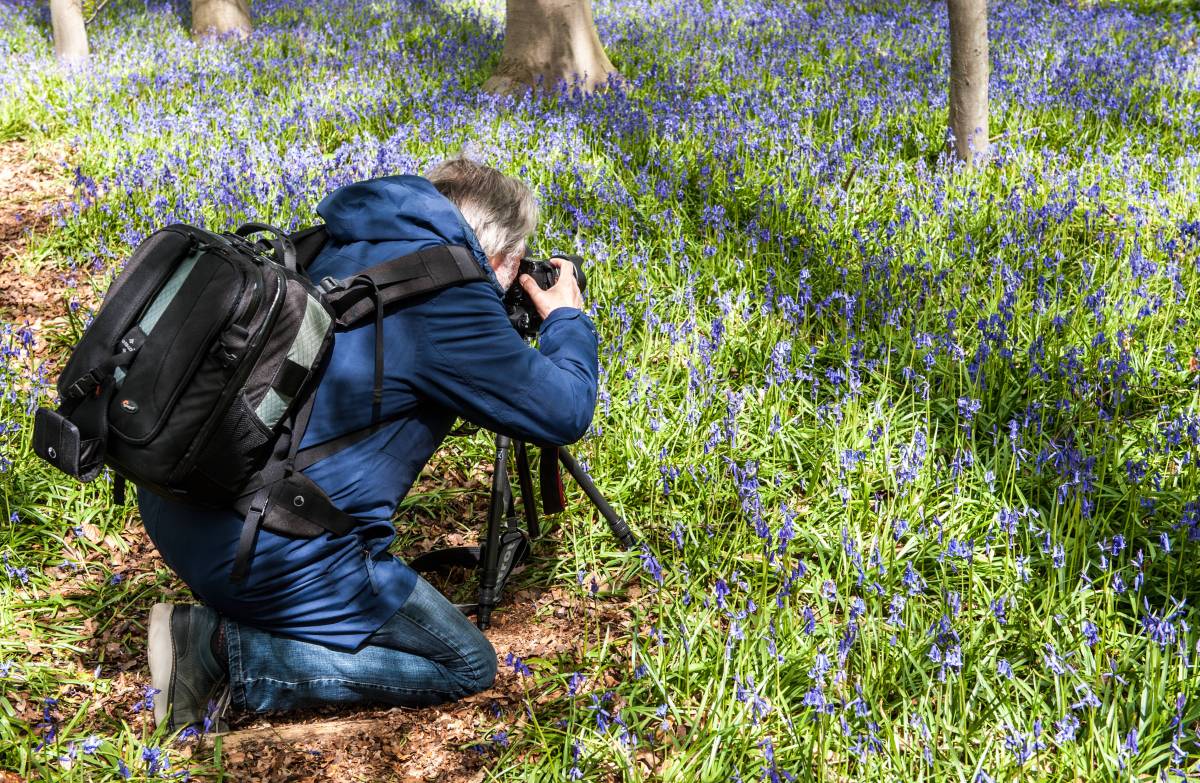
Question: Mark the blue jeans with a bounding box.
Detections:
[224,576,498,713]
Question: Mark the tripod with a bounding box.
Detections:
[409,433,636,630]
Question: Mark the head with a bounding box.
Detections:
[425,157,539,290]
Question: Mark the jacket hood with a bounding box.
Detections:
[316,175,499,289]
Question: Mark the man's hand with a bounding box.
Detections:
[519,257,583,321]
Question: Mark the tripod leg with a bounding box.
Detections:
[476,435,511,630]
[558,448,637,549]
[513,441,540,540]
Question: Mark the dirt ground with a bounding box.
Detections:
[0,140,81,328]
[1,138,636,781]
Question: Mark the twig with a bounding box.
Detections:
[85,0,114,26]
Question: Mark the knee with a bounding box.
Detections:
[465,637,498,694]
[476,644,498,692]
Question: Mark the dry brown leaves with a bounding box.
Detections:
[0,139,77,323]
[210,580,636,782]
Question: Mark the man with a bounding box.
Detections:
[138,158,599,731]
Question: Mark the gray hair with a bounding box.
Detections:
[425,157,539,260]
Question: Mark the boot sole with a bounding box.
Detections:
[147,603,176,728]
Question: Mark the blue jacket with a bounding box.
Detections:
[138,176,599,650]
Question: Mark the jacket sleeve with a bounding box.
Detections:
[413,281,600,446]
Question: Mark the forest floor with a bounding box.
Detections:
[0,137,637,781]
[0,141,78,335]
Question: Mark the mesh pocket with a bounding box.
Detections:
[193,394,273,491]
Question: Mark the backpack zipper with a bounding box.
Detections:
[169,265,285,486]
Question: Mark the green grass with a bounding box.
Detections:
[4,0,1200,779]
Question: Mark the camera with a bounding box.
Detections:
[503,254,587,339]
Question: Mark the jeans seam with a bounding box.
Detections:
[224,618,247,711]
[242,675,462,695]
[395,585,483,686]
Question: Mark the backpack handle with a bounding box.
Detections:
[235,222,297,272]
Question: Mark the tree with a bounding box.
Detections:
[50,0,88,62]
[947,0,989,164]
[191,0,251,40]
[483,0,618,96]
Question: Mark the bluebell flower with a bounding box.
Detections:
[131,686,159,714]
[1124,727,1139,756]
[567,672,586,697]
[669,522,685,551]
[504,653,532,677]
[639,545,664,585]
[1071,684,1102,711]
[1004,720,1045,767]
[801,606,816,635]
[588,692,613,732]
[902,562,925,595]
[714,578,731,609]
[1054,713,1080,744]
[142,745,169,776]
[2,553,29,585]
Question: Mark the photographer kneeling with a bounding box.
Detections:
[138,158,598,731]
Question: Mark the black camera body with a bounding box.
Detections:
[503,254,587,338]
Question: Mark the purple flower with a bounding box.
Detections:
[2,553,29,585]
[639,545,664,585]
[902,562,925,595]
[504,653,532,677]
[801,606,816,635]
[1123,727,1139,756]
[141,745,169,775]
[714,578,731,608]
[1071,684,1102,711]
[1004,720,1045,767]
[734,675,772,723]
[669,522,685,551]
[131,686,159,714]
[1054,713,1080,744]
[567,672,586,697]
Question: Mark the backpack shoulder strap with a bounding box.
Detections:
[288,225,331,272]
[321,244,486,328]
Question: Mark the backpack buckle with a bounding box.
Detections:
[319,276,343,294]
[64,369,104,401]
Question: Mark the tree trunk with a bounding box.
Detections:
[191,0,251,40]
[484,0,619,96]
[947,0,989,164]
[49,0,88,63]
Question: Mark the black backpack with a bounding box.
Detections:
[33,222,485,579]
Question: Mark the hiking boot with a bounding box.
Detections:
[148,603,230,734]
